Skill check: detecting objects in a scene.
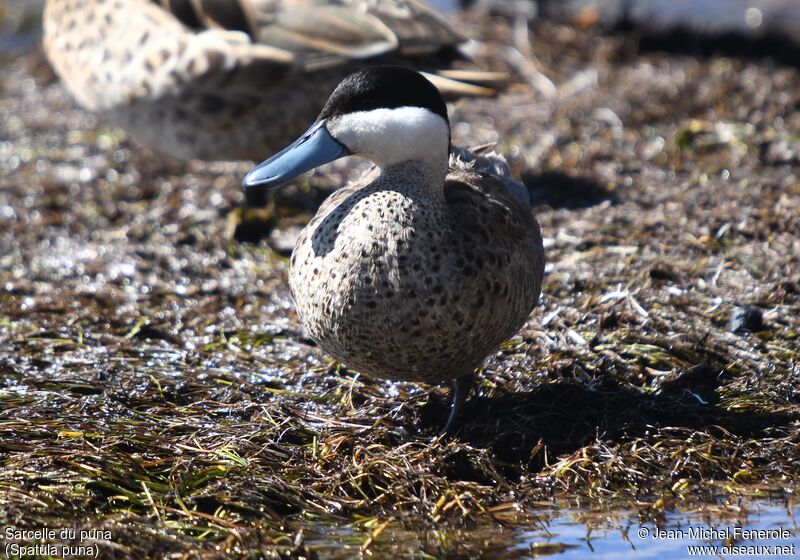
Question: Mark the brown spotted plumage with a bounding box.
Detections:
[289,154,544,388]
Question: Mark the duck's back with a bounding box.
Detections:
[288,158,544,384]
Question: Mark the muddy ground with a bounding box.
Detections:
[1,8,799,560]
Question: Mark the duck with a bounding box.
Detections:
[42,0,502,163]
[243,65,545,433]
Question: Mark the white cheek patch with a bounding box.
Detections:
[327,107,450,167]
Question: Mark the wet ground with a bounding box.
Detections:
[1,2,799,559]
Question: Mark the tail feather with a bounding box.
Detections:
[433,68,510,85]
[422,72,497,98]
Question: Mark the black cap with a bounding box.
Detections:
[318,66,449,125]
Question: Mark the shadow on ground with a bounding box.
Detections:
[524,171,617,209]
[632,28,800,71]
[421,373,796,484]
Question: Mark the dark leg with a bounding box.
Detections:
[440,374,473,435]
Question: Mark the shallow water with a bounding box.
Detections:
[305,498,799,558]
[525,502,798,559]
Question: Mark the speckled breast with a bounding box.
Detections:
[288,176,541,384]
